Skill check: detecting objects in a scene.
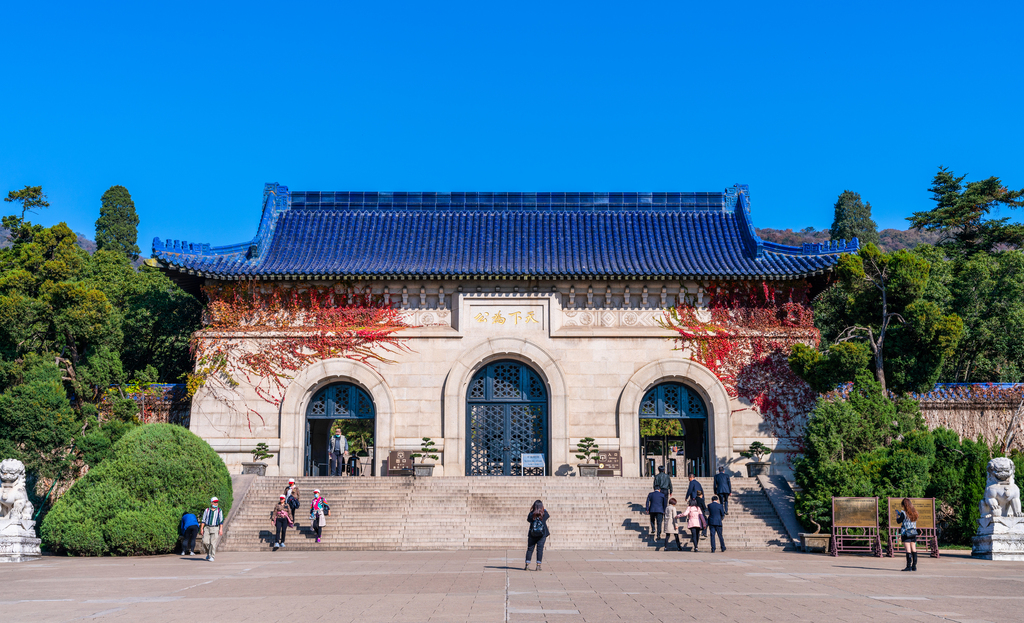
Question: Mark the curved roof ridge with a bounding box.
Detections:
[152,183,857,281]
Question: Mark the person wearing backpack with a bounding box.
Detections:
[286,483,300,526]
[896,498,920,572]
[179,511,199,556]
[524,500,549,571]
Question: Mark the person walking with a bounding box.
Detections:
[179,511,199,556]
[310,489,328,543]
[525,500,549,571]
[663,497,683,551]
[896,498,920,572]
[707,495,726,553]
[683,499,704,552]
[199,497,224,562]
[328,428,348,477]
[271,494,294,548]
[695,489,708,537]
[285,478,298,499]
[653,464,673,494]
[645,485,668,541]
[286,485,301,527]
[713,466,732,515]
[685,474,704,506]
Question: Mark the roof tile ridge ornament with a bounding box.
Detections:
[730,184,764,259]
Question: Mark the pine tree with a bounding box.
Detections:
[95,185,140,260]
[830,190,880,246]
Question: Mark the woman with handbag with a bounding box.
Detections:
[896,498,919,571]
[683,499,705,551]
[310,489,329,543]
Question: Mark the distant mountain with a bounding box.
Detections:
[756,227,940,253]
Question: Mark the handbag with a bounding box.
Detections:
[698,511,708,530]
[903,526,919,539]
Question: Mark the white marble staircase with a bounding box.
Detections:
[219,476,794,552]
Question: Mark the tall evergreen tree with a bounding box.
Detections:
[908,166,1024,254]
[95,186,140,260]
[830,190,880,246]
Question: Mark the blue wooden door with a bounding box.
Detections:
[466,361,548,476]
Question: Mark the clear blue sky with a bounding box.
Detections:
[2,1,1022,250]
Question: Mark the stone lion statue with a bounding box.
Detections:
[0,458,35,533]
[979,457,1022,520]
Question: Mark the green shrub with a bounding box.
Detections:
[76,421,137,468]
[41,423,231,556]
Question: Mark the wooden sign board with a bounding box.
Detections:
[887,498,936,529]
[597,450,622,477]
[832,497,878,528]
[388,450,413,475]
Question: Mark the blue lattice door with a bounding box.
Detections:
[467,361,548,476]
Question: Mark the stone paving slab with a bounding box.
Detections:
[2,549,1022,622]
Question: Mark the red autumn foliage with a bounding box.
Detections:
[663,281,819,443]
[188,282,410,431]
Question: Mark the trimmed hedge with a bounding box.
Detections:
[41,423,232,556]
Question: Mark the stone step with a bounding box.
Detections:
[221,476,793,552]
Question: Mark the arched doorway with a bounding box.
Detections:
[305,382,375,476]
[639,382,709,477]
[466,360,548,476]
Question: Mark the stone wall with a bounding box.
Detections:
[188,277,795,477]
[920,397,1024,451]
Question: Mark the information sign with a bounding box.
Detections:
[388,450,413,475]
[833,497,878,528]
[521,453,545,468]
[597,450,622,477]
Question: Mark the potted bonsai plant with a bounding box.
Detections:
[242,442,273,476]
[411,437,439,477]
[575,437,600,477]
[799,499,831,553]
[741,441,772,477]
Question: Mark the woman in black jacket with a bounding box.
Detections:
[525,500,550,571]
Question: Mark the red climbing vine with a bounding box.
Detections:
[188,281,410,431]
[662,281,819,443]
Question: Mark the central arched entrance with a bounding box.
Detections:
[466,360,548,476]
[640,382,709,477]
[305,382,375,476]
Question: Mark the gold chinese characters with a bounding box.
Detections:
[473,310,541,325]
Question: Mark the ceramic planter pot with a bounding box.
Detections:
[578,464,599,478]
[745,461,771,477]
[241,462,267,476]
[413,464,435,477]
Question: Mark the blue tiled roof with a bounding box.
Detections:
[152,183,858,280]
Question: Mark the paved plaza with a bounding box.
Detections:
[3,549,1023,622]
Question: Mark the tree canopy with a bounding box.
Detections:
[793,244,963,394]
[830,190,879,247]
[908,167,1024,254]
[0,185,201,486]
[95,185,140,260]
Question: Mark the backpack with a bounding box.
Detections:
[529,517,545,538]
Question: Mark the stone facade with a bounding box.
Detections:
[190,278,798,478]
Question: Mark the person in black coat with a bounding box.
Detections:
[525,500,550,571]
[713,466,733,515]
[707,496,726,552]
[645,486,668,540]
[686,475,708,536]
